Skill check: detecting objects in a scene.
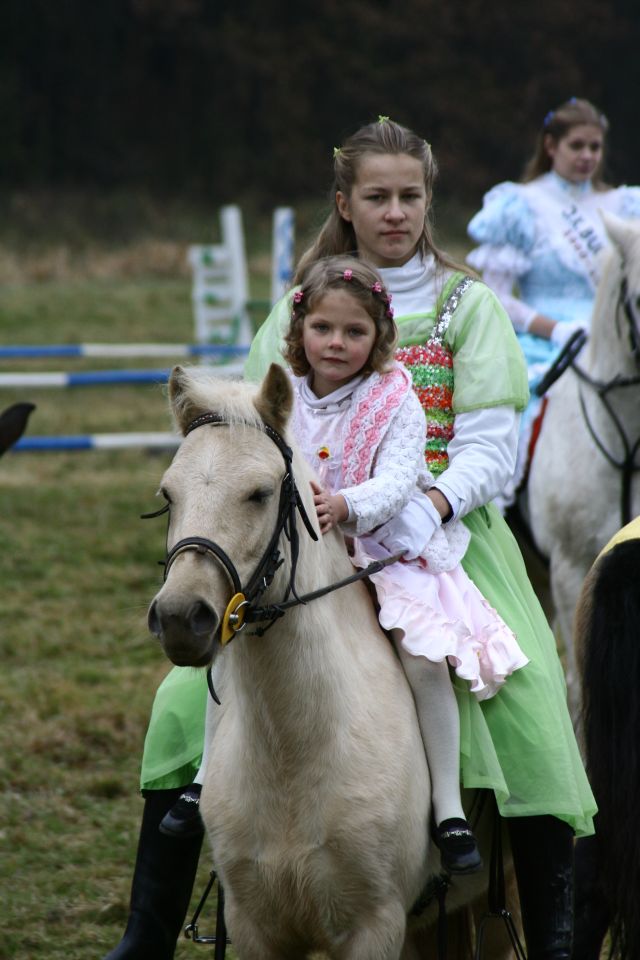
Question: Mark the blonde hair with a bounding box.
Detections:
[295,118,469,282]
[522,97,610,188]
[283,255,397,377]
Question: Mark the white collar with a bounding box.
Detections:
[378,252,436,293]
[546,170,593,200]
[299,372,365,412]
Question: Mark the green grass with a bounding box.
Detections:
[0,195,261,959]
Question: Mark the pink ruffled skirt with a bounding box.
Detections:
[354,537,529,700]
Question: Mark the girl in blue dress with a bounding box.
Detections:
[467,97,640,497]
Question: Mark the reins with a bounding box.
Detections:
[534,283,640,528]
[574,365,640,528]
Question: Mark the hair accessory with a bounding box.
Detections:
[543,110,555,128]
[343,269,353,281]
[377,115,390,124]
[293,290,304,304]
[333,146,341,158]
[569,96,577,104]
[372,281,383,294]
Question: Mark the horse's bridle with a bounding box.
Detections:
[535,279,640,527]
[144,411,402,672]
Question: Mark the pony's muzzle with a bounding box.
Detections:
[148,594,219,667]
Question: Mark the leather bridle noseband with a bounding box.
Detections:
[535,278,640,528]
[144,411,403,670]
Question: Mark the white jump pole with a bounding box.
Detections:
[271,207,295,305]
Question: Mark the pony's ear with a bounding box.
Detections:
[601,209,637,257]
[168,365,206,434]
[253,363,293,433]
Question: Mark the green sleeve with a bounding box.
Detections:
[446,282,530,413]
[244,290,296,383]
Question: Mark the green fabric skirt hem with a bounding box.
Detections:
[142,759,203,793]
[140,666,208,792]
[456,503,596,837]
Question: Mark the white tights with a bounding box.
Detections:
[391,630,465,826]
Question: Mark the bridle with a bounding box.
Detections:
[535,277,640,528]
[143,412,402,698]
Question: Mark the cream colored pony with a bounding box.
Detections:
[148,364,515,960]
[527,211,640,716]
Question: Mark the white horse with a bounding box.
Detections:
[147,364,515,960]
[527,211,640,712]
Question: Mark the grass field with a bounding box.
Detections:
[0,193,475,960]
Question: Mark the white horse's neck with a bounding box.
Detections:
[586,248,639,382]
[227,520,376,771]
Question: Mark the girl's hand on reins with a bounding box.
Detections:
[310,480,348,534]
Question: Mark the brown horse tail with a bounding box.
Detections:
[579,537,640,958]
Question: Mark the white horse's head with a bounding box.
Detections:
[147,363,320,667]
[597,211,640,365]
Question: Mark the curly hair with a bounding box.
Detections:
[283,255,397,377]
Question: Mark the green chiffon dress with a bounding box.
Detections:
[141,272,596,837]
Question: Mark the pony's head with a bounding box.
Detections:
[147,363,314,667]
[589,211,640,370]
[602,210,640,291]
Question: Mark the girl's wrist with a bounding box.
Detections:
[528,313,556,340]
[427,488,453,522]
[331,494,349,523]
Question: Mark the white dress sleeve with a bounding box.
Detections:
[338,390,426,537]
[476,269,537,333]
[433,406,520,519]
[466,181,538,333]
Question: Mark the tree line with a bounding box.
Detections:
[1,0,638,206]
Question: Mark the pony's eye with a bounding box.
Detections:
[140,495,170,520]
[247,487,274,505]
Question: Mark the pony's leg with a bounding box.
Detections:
[404,906,474,960]
[549,552,586,720]
[333,901,407,960]
[392,634,464,824]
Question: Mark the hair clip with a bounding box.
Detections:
[377,115,390,124]
[543,110,555,128]
[372,281,383,293]
[293,290,304,304]
[343,269,353,281]
[333,146,342,158]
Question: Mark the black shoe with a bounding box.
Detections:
[433,817,483,875]
[159,784,205,839]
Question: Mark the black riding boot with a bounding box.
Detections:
[103,788,204,960]
[507,814,574,960]
[573,833,611,959]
